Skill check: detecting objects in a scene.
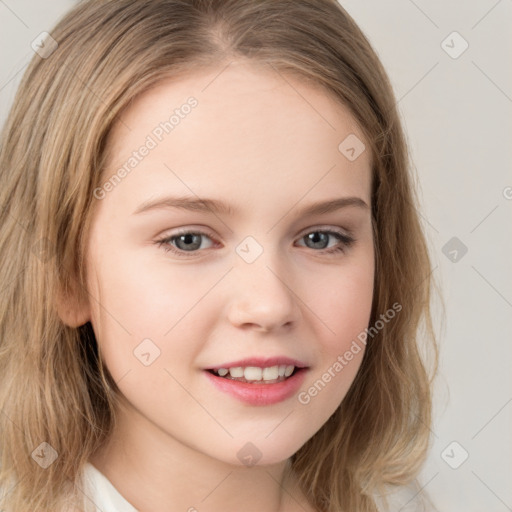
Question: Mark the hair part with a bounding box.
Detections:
[0,1,439,510]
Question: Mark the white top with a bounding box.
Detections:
[82,462,138,512]
[81,462,434,512]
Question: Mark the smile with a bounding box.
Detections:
[204,367,309,406]
[208,364,297,383]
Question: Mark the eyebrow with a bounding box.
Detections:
[132,195,369,217]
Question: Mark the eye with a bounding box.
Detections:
[155,227,355,258]
[156,229,216,257]
[295,229,355,255]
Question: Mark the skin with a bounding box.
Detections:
[61,59,375,512]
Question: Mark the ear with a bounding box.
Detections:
[55,280,91,328]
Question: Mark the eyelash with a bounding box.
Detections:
[155,228,355,258]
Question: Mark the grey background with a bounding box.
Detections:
[1,1,511,510]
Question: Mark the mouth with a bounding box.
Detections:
[203,358,309,406]
[206,364,301,384]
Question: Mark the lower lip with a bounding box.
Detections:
[204,368,308,406]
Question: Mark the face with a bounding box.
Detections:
[82,60,374,467]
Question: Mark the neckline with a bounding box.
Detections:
[83,461,138,511]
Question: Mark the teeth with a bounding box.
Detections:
[244,367,262,381]
[213,365,297,381]
[229,367,244,378]
[262,366,279,381]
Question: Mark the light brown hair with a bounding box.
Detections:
[0,1,439,510]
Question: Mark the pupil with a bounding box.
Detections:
[307,232,328,249]
[177,234,201,251]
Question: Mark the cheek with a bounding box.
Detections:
[296,260,373,417]
[314,257,374,354]
[86,249,212,377]
[292,261,374,440]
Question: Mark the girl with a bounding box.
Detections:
[0,1,439,511]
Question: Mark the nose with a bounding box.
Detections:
[226,253,302,333]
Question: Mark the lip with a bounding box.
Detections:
[205,356,308,371]
[204,367,309,406]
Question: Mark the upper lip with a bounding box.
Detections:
[205,357,309,370]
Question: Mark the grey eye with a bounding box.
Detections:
[303,232,331,249]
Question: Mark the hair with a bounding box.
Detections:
[0,1,440,511]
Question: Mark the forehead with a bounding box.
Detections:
[110,60,366,149]
[102,61,372,213]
